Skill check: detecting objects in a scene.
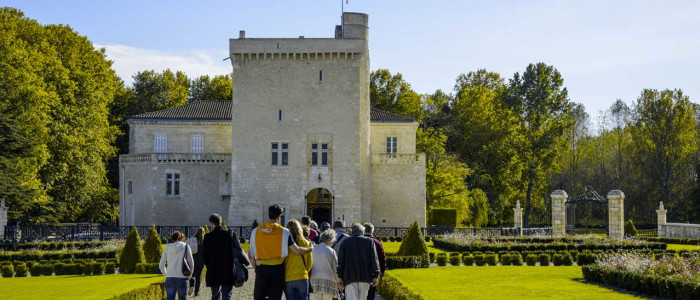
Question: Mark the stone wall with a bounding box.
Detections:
[0,203,7,240]
[660,223,700,239]
[369,122,418,155]
[551,190,567,236]
[607,190,624,239]
[128,121,232,154]
[370,155,426,227]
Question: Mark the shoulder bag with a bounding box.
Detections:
[301,253,314,293]
[231,239,248,287]
[181,244,192,277]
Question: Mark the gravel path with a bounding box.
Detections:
[188,267,385,300]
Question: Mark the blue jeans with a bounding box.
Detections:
[164,277,188,300]
[210,284,233,300]
[284,279,309,300]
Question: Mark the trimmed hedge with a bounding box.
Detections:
[435,254,447,266]
[526,254,538,266]
[462,254,474,266]
[641,237,700,246]
[386,256,425,270]
[432,237,665,253]
[428,208,458,226]
[377,273,423,300]
[1,264,15,277]
[0,249,118,262]
[135,263,161,274]
[538,254,550,266]
[576,251,597,265]
[582,265,700,299]
[107,282,167,300]
[0,240,111,252]
[449,255,461,266]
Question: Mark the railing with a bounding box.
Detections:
[119,153,231,165]
[637,228,658,237]
[3,225,553,241]
[371,153,425,165]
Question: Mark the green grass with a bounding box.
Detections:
[0,274,164,300]
[666,243,700,251]
[387,266,644,299]
[382,241,446,254]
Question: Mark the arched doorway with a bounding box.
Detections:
[307,188,332,225]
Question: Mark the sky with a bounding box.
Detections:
[4,0,700,119]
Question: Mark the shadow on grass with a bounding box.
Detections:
[571,278,653,299]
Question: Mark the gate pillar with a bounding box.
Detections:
[656,202,667,237]
[607,190,625,239]
[0,199,7,240]
[513,200,523,236]
[550,191,567,236]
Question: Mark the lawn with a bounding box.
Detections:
[666,243,700,251]
[387,266,645,300]
[382,241,446,254]
[0,274,164,300]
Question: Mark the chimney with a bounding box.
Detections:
[239,30,246,39]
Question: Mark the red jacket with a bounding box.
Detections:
[369,236,387,273]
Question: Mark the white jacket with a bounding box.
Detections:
[159,241,194,279]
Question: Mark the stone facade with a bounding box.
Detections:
[551,190,567,236]
[513,200,523,236]
[0,200,7,240]
[119,12,426,227]
[607,190,625,239]
[660,223,700,239]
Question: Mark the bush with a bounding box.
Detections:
[40,264,54,276]
[561,253,573,266]
[1,264,14,277]
[30,264,43,276]
[377,274,423,300]
[387,256,424,270]
[53,263,65,275]
[424,236,431,242]
[90,262,105,275]
[526,254,538,266]
[582,265,700,299]
[105,262,117,274]
[485,254,497,266]
[474,254,485,266]
[380,237,389,242]
[500,254,512,266]
[449,255,461,266]
[429,208,458,226]
[397,222,429,259]
[577,251,597,265]
[13,263,28,277]
[107,282,166,300]
[119,227,145,274]
[552,254,563,266]
[625,219,638,237]
[462,254,474,266]
[511,253,523,266]
[135,263,161,274]
[79,263,91,275]
[428,252,435,263]
[239,237,246,244]
[395,236,403,242]
[143,225,163,264]
[538,254,550,266]
[435,254,447,266]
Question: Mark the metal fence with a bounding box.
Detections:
[3,224,554,242]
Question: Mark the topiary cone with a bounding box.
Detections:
[119,227,146,274]
[143,225,162,263]
[397,221,429,257]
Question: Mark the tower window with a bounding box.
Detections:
[278,109,282,122]
[272,142,289,167]
[319,70,323,83]
[166,172,180,197]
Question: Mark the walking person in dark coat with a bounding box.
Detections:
[201,213,250,300]
[337,223,380,300]
[363,223,386,300]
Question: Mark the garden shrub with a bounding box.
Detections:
[485,254,497,266]
[449,255,461,266]
[107,282,166,300]
[577,251,596,265]
[425,236,431,242]
[625,219,638,237]
[395,236,403,242]
[552,254,563,266]
[135,263,161,274]
[143,225,163,264]
[119,227,145,274]
[396,222,429,268]
[511,253,523,266]
[474,254,485,266]
[561,253,573,266]
[53,263,65,275]
[435,254,447,266]
[462,254,474,266]
[428,208,458,226]
[538,254,550,266]
[1,264,14,277]
[91,262,105,275]
[239,237,246,244]
[380,237,389,242]
[80,263,92,275]
[13,263,27,277]
[377,274,423,300]
[105,262,117,274]
[526,254,538,266]
[30,264,43,276]
[40,264,53,276]
[387,256,424,270]
[500,254,511,266]
[428,252,435,263]
[582,265,700,299]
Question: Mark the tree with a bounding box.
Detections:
[120,227,145,273]
[189,74,232,101]
[131,69,190,114]
[143,225,163,263]
[396,221,429,267]
[502,63,573,227]
[369,69,422,120]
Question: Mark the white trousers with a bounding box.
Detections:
[310,292,335,300]
[344,282,370,300]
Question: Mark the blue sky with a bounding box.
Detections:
[5,0,699,120]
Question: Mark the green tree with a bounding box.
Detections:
[120,227,145,273]
[369,69,422,120]
[131,69,190,113]
[143,225,163,263]
[502,63,573,227]
[189,74,232,101]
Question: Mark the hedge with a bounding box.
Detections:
[0,240,111,252]
[525,254,537,266]
[135,263,161,274]
[107,282,167,300]
[377,273,423,300]
[0,249,118,262]
[386,256,425,270]
[432,237,665,253]
[435,254,447,266]
[428,208,458,226]
[538,254,550,266]
[582,265,700,300]
[1,264,14,277]
[640,237,700,246]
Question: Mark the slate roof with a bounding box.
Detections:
[129,100,232,121]
[370,107,415,122]
[129,100,415,123]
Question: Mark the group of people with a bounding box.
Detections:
[157,204,387,300]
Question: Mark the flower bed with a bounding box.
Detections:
[581,253,700,299]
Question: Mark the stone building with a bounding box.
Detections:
[119,12,426,227]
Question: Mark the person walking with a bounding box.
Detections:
[159,231,195,300]
[284,219,313,300]
[201,214,250,300]
[363,223,386,300]
[249,205,314,300]
[332,220,350,254]
[337,224,379,300]
[301,216,318,241]
[309,229,340,300]
[186,227,206,297]
[312,222,331,244]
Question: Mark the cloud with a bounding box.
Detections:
[96,44,231,85]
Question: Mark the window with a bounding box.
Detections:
[271,142,289,167]
[321,144,328,166]
[191,135,204,159]
[319,70,323,83]
[127,181,133,195]
[386,137,398,154]
[311,144,319,167]
[166,172,180,197]
[154,134,167,159]
[278,110,283,122]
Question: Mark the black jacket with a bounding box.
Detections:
[337,235,380,284]
[201,227,250,286]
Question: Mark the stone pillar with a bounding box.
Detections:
[551,190,568,236]
[513,200,523,236]
[607,190,625,239]
[0,199,7,240]
[656,201,667,238]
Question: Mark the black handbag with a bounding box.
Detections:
[231,240,248,287]
[181,244,192,277]
[301,254,314,293]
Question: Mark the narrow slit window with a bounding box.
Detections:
[319,70,323,83]
[271,143,279,166]
[281,143,289,166]
[311,144,319,167]
[278,110,282,122]
[321,144,328,166]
